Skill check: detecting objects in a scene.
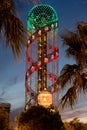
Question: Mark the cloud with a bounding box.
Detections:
[61,110,87,120]
[0,86,7,102]
[0,72,24,90]
[0,72,25,107]
[0,88,5,96]
[0,74,19,101]
[7,75,20,86]
[60,107,87,123]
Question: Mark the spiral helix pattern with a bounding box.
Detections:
[25,4,59,109]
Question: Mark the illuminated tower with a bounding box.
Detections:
[25,4,59,110]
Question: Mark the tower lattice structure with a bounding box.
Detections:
[25,4,59,110]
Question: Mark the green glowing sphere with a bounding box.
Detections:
[27,4,58,31]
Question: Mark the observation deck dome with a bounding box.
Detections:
[27,4,58,31]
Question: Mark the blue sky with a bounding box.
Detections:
[0,0,87,123]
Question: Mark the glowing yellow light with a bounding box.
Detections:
[38,89,52,107]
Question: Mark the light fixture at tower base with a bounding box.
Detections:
[38,88,52,108]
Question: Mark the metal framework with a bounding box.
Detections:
[25,4,59,110]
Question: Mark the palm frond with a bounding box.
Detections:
[0,0,27,59]
[60,86,77,110]
[77,21,87,46]
[59,64,79,89]
[61,29,83,58]
[0,0,16,33]
[0,0,16,13]
[20,0,39,5]
[61,29,81,47]
[4,14,27,59]
[78,73,87,92]
[60,26,87,65]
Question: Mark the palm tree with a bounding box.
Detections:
[59,21,87,109]
[0,0,38,59]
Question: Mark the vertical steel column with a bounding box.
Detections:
[38,35,43,92]
[38,31,47,92]
[42,33,47,89]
